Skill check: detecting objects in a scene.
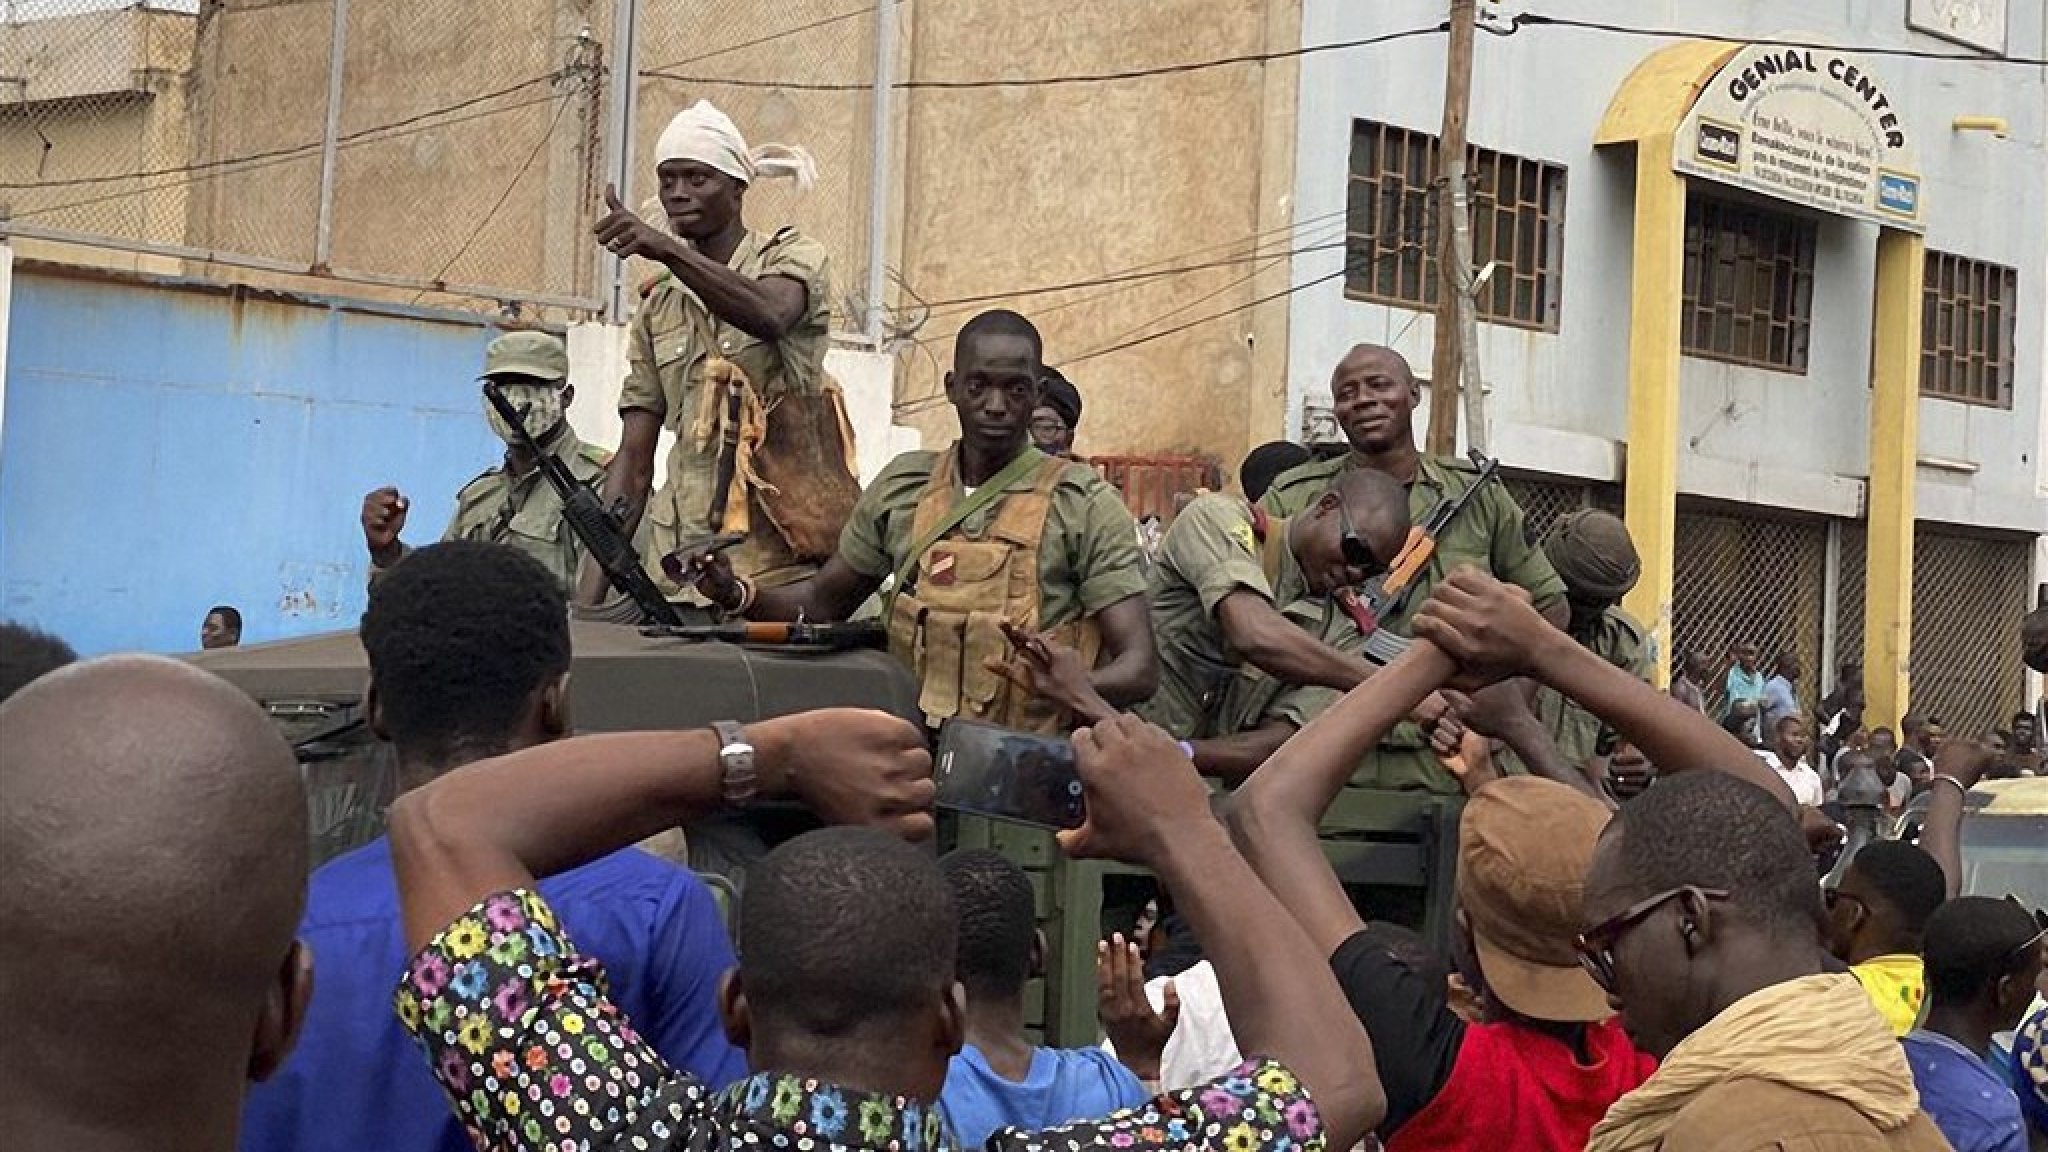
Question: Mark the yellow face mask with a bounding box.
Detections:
[484,383,565,444]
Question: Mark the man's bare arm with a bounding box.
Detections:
[1089,595,1160,708]
[1216,592,1378,693]
[1224,645,1455,956]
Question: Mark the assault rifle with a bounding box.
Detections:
[483,381,684,630]
[643,617,886,650]
[1334,449,1502,665]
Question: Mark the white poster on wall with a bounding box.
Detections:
[1674,44,1925,234]
[1907,0,2007,55]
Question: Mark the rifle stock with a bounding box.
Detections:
[482,382,684,629]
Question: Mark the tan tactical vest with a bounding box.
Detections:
[886,449,1102,733]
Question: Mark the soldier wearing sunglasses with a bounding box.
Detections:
[1126,468,1410,749]
[998,469,1412,777]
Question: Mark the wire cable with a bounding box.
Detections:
[640,2,881,73]
[410,92,576,304]
[0,70,564,192]
[643,23,1447,91]
[10,87,568,221]
[1510,13,2048,67]
[891,236,1423,415]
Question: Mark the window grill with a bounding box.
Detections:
[1921,251,2017,408]
[1344,119,1566,330]
[1681,196,1817,373]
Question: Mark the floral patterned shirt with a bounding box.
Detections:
[397,889,1327,1152]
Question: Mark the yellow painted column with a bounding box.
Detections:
[1620,136,1686,688]
[1863,228,1924,729]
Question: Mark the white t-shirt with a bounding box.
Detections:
[1755,749,1826,807]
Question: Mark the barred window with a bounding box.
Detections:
[1343,120,1566,330]
[1681,197,1817,373]
[1921,251,2017,408]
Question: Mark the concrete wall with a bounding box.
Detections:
[0,7,195,245]
[0,266,505,654]
[1289,0,2048,533]
[889,0,1300,473]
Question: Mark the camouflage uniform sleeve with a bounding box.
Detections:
[618,290,666,417]
[1484,486,1567,607]
[1067,475,1149,615]
[1161,495,1274,617]
[837,452,930,580]
[757,231,832,324]
[1257,457,1342,519]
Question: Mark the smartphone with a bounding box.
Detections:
[934,719,1086,831]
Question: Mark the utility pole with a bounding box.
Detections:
[1425,0,1485,455]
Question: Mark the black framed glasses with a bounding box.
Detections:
[1576,885,1731,993]
[1336,500,1385,575]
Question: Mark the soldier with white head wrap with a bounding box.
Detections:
[591,99,838,606]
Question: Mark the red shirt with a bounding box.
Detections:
[1389,1017,1656,1152]
[1330,926,1657,1151]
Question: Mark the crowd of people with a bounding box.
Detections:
[2,96,2046,1152]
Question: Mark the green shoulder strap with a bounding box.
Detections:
[881,447,1052,613]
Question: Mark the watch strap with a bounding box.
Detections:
[712,721,758,808]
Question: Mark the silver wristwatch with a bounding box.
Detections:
[712,721,758,809]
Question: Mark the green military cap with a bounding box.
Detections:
[481,331,569,382]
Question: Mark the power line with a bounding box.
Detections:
[644,23,1447,91]
[11,87,568,221]
[0,71,564,192]
[411,93,575,305]
[640,2,880,73]
[893,238,1422,415]
[1509,13,2048,67]
[907,206,1355,320]
[902,214,1350,361]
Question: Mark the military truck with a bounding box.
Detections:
[192,620,1459,1047]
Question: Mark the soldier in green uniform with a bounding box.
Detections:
[1517,509,1653,775]
[361,331,610,595]
[1236,343,1568,791]
[1134,468,1410,740]
[683,310,1158,731]
[591,100,833,599]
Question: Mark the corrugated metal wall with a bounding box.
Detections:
[0,266,508,655]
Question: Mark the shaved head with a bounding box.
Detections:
[0,656,311,1144]
[1331,466,1411,561]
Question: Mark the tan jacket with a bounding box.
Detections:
[1657,1079,1953,1152]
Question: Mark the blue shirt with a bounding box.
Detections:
[1760,674,1799,735]
[941,1044,1151,1147]
[1725,665,1767,709]
[1902,1030,2027,1152]
[240,836,746,1152]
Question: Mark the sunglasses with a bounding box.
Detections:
[1336,500,1385,574]
[1576,886,1730,994]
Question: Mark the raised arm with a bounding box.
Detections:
[1063,716,1385,1148]
[1440,679,1612,807]
[1920,741,1992,899]
[1224,644,1454,954]
[390,709,933,952]
[1413,569,1798,811]
[595,186,807,340]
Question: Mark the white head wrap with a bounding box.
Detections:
[654,99,817,193]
